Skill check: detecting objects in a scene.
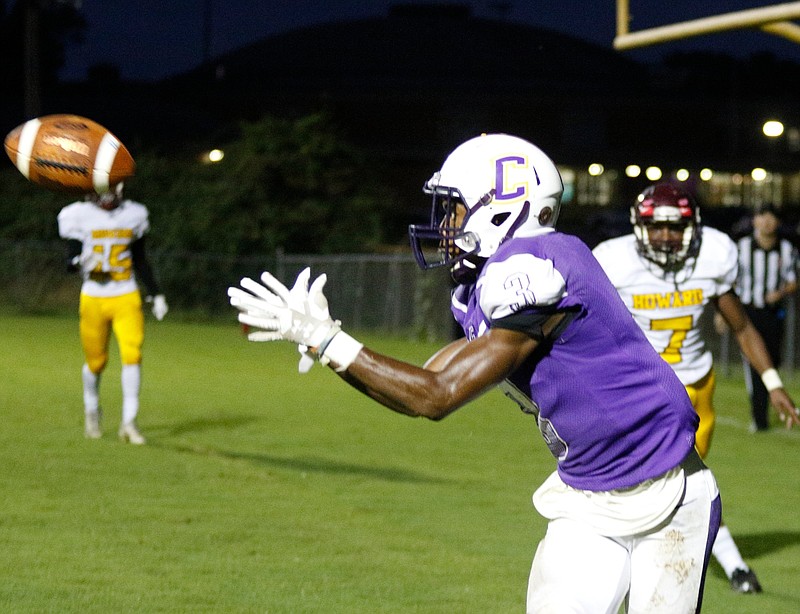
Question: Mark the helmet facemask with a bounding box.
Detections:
[409,180,486,283]
[631,185,701,273]
[91,182,124,211]
[634,220,698,271]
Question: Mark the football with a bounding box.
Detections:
[4,114,135,194]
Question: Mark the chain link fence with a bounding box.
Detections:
[1,239,796,367]
[0,239,455,341]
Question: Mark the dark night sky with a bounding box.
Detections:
[54,1,800,82]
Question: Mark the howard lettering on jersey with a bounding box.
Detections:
[632,288,703,310]
[91,229,134,239]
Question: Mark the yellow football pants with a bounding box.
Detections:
[79,290,144,374]
[685,368,716,460]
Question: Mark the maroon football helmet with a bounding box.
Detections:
[630,184,701,271]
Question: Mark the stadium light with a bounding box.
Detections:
[625,165,641,178]
[676,169,690,181]
[751,168,768,181]
[588,163,604,176]
[763,120,785,138]
[205,149,225,163]
[645,166,662,181]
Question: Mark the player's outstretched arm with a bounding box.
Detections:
[228,268,539,420]
[716,290,800,429]
[339,328,537,419]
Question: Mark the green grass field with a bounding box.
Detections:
[1,312,798,613]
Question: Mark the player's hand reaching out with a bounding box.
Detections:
[228,267,363,373]
[229,266,339,345]
[769,388,800,429]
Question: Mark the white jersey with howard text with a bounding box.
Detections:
[57,199,150,298]
[592,226,738,386]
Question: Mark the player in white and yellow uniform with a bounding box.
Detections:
[593,216,735,458]
[57,185,168,445]
[594,183,800,595]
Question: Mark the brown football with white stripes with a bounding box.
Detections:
[4,114,135,194]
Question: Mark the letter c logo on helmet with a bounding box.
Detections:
[496,156,528,200]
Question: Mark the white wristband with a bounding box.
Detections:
[319,331,363,372]
[761,368,784,392]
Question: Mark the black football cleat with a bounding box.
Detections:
[730,568,763,594]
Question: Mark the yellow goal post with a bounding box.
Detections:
[614,0,800,50]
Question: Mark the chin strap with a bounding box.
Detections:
[452,256,483,285]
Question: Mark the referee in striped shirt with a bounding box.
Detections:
[736,203,799,431]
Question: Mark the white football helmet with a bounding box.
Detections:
[409,133,563,282]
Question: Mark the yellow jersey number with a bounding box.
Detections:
[650,315,693,365]
[87,243,133,282]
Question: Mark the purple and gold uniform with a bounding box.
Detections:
[454,229,698,491]
[448,229,720,612]
[453,228,720,613]
[229,132,726,612]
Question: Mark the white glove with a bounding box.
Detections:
[228,267,338,346]
[152,294,168,321]
[228,268,363,372]
[297,344,316,374]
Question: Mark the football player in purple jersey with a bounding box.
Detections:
[229,134,726,613]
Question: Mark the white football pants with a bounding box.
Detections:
[526,466,721,614]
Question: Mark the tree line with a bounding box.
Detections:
[0,113,401,257]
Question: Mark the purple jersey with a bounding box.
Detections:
[452,230,698,491]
